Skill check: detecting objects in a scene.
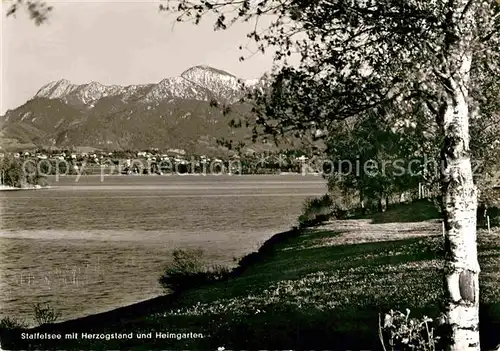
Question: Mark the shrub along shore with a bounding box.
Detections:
[1,201,499,350]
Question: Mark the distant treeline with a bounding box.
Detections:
[10,157,306,176]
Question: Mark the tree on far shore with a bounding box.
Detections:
[0,156,22,187]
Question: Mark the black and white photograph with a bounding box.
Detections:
[0,0,499,350]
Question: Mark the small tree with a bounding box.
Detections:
[0,156,23,187]
[159,248,205,292]
[32,302,61,325]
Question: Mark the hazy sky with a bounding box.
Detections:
[0,0,275,114]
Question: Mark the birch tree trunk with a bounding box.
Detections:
[439,1,480,350]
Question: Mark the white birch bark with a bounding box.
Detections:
[440,1,480,350]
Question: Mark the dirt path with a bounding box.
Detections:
[313,219,443,246]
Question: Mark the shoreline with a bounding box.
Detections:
[0,185,50,191]
[0,226,301,340]
[42,172,324,177]
[1,215,499,350]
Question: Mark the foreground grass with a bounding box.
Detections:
[2,213,500,350]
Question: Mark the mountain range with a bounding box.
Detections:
[0,65,275,155]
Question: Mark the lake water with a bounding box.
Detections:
[0,174,327,324]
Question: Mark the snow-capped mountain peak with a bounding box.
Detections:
[179,65,243,101]
[34,65,263,106]
[35,79,77,99]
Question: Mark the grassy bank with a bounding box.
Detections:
[1,204,499,350]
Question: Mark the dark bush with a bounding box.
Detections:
[298,194,335,228]
[489,206,500,227]
[32,302,61,326]
[206,264,232,281]
[0,316,27,330]
[159,249,231,293]
[477,203,500,228]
